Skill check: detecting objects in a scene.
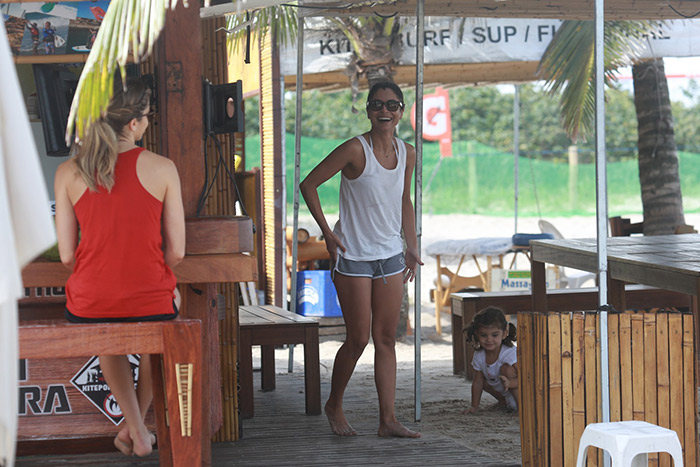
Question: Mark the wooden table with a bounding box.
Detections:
[425,237,525,334]
[530,234,700,315]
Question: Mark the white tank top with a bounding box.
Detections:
[334,135,406,261]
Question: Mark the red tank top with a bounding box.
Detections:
[66,148,177,319]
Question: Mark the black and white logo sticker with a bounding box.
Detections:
[70,355,141,425]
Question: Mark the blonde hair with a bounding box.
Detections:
[74,76,150,192]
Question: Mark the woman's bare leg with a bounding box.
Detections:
[100,355,153,456]
[371,273,420,438]
[115,355,155,454]
[325,273,372,435]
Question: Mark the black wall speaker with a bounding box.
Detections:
[203,79,244,135]
[33,64,79,157]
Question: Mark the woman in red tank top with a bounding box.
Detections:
[54,76,185,457]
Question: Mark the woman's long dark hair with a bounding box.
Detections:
[464,306,517,350]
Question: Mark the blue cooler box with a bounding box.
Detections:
[296,270,342,317]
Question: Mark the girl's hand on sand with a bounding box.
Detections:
[462,406,478,415]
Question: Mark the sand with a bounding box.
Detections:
[274,213,700,463]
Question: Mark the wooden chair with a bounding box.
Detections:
[609,216,644,236]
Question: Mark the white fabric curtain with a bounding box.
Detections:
[0,21,57,467]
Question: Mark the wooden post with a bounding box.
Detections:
[547,313,562,466]
[155,4,214,464]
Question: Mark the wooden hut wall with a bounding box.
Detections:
[200,16,242,442]
[258,32,285,308]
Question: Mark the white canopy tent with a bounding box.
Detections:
[203,0,686,427]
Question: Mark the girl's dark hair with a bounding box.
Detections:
[464,306,516,349]
[367,81,404,103]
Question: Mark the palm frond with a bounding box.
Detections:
[226,4,298,53]
[66,0,183,145]
[538,20,664,141]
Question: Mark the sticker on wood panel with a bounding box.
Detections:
[70,355,140,425]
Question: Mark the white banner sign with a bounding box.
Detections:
[280,18,700,76]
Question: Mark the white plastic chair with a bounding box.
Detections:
[576,421,683,466]
[538,220,597,288]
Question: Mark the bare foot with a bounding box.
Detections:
[114,429,133,456]
[378,420,421,438]
[130,428,155,457]
[325,403,356,436]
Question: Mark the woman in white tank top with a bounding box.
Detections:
[300,82,422,439]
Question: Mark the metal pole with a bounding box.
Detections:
[513,85,520,234]
[594,0,611,456]
[288,10,305,372]
[414,0,425,422]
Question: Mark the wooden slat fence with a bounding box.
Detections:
[519,310,697,466]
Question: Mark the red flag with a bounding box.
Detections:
[410,87,453,157]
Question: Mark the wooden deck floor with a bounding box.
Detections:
[17,359,520,466]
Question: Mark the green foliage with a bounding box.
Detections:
[244,133,700,217]
[249,82,674,164]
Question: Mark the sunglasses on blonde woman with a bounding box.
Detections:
[366,99,404,112]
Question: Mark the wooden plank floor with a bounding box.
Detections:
[18,367,519,467]
[16,367,518,466]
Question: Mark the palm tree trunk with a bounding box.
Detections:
[632,58,685,235]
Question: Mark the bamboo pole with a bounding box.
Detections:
[607,312,621,423]
[548,313,563,466]
[571,312,586,463]
[619,312,633,421]
[560,313,574,467]
[584,312,600,467]
[535,313,549,465]
[518,312,536,466]
[631,313,645,420]
[643,312,658,465]
[668,313,684,454]
[682,313,696,466]
[656,312,671,467]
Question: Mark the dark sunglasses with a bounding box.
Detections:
[366,99,404,112]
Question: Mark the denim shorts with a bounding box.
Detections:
[334,252,405,282]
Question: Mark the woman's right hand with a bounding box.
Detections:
[323,231,346,263]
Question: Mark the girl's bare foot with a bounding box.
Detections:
[114,428,133,456]
[130,428,155,457]
[378,420,421,438]
[325,403,356,436]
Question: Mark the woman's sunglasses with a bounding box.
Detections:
[366,99,405,112]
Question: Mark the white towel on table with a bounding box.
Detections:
[0,21,57,467]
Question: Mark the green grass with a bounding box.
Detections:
[244,134,700,217]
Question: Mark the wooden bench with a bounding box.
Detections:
[238,305,321,419]
[19,318,203,467]
[451,285,693,380]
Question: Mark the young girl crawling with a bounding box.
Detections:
[463,306,518,414]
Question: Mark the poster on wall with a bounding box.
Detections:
[1,1,109,56]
